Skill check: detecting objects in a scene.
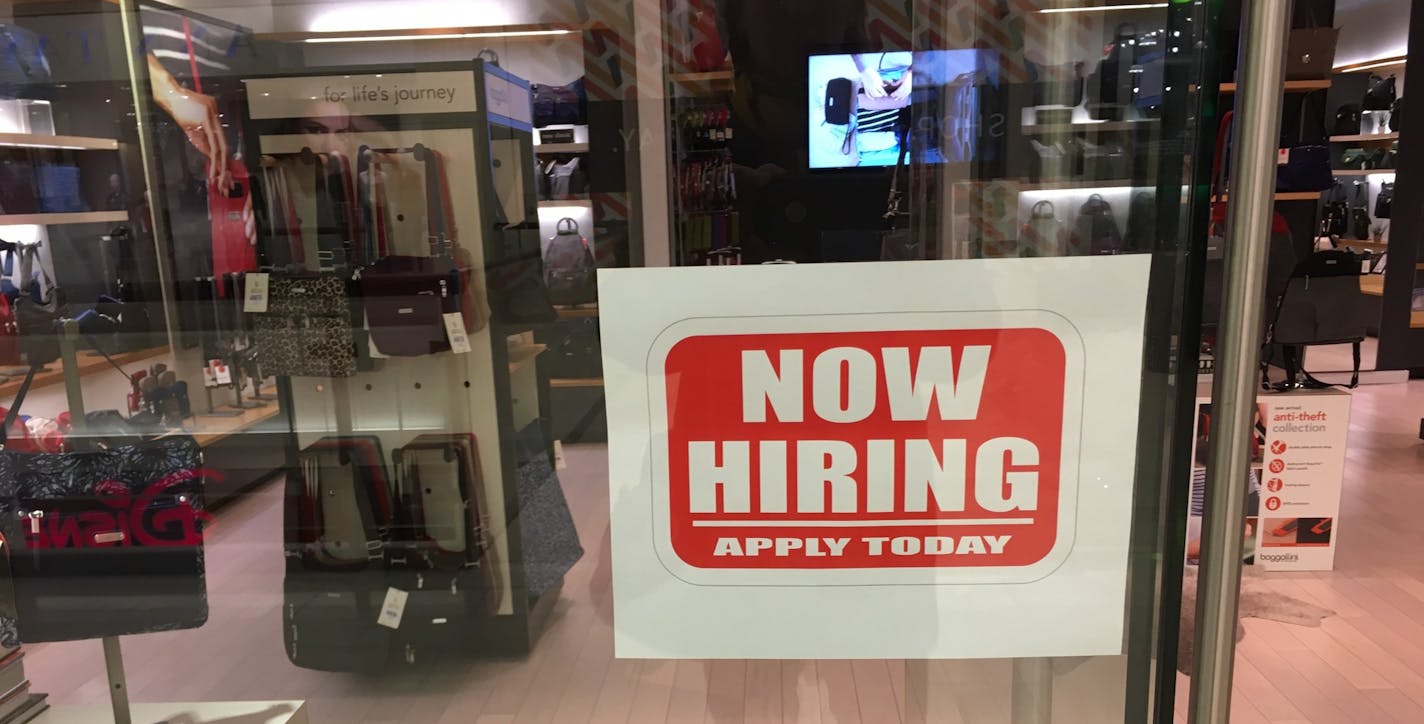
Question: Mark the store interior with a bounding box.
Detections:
[0,0,1419,722]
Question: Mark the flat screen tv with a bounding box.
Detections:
[808,49,999,170]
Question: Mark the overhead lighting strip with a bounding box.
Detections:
[304,29,575,43]
[1040,2,1169,13]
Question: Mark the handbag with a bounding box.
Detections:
[1363,74,1397,111]
[0,365,209,642]
[1085,23,1136,120]
[1339,148,1371,170]
[1321,182,1349,237]
[1332,104,1361,136]
[1390,97,1402,132]
[252,273,357,378]
[531,78,588,128]
[360,255,461,357]
[1018,200,1062,257]
[1349,182,1371,241]
[544,156,588,200]
[1069,194,1124,255]
[1375,182,1393,219]
[1276,95,1332,192]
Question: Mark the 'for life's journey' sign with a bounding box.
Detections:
[600,257,1151,659]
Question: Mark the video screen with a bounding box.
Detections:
[808,50,998,170]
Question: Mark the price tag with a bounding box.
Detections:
[444,313,472,354]
[244,273,270,313]
[1277,148,1290,166]
[209,359,233,385]
[378,587,408,629]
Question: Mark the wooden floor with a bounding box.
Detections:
[21,356,1424,723]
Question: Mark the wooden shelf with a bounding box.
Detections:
[538,198,592,210]
[1329,132,1399,143]
[554,304,599,319]
[507,343,546,374]
[1338,238,1389,252]
[1021,119,1157,136]
[1332,169,1396,177]
[1360,276,1384,297]
[1214,192,1321,202]
[1220,80,1331,94]
[535,142,589,154]
[0,133,119,151]
[671,70,733,84]
[188,404,281,448]
[1412,311,1424,330]
[550,377,603,389]
[0,210,128,226]
[0,346,170,402]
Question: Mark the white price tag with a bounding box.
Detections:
[1277,148,1290,166]
[378,587,408,629]
[443,312,472,354]
[244,273,270,313]
[209,359,233,385]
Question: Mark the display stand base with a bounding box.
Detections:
[33,700,307,723]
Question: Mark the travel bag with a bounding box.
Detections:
[251,273,357,377]
[284,436,394,671]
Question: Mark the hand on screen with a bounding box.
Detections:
[147,53,232,191]
[860,68,889,99]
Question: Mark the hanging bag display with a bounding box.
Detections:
[0,365,209,643]
[880,129,920,261]
[1332,104,1362,136]
[543,218,597,305]
[1321,181,1349,237]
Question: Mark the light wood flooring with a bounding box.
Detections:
[20,361,1424,723]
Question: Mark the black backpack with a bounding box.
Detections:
[1332,104,1361,136]
[1390,97,1403,132]
[1375,182,1393,219]
[1364,74,1397,111]
[1124,191,1156,252]
[1070,194,1124,255]
[543,218,597,305]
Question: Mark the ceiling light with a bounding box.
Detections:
[1334,55,1408,73]
[1040,3,1169,13]
[304,29,574,43]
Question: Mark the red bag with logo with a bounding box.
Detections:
[209,159,257,297]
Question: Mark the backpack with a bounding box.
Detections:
[1332,104,1361,136]
[1363,74,1397,111]
[543,218,597,305]
[1375,182,1393,219]
[1125,191,1156,252]
[1390,97,1402,132]
[1070,194,1124,255]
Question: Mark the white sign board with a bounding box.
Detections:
[599,257,1152,659]
[245,71,478,119]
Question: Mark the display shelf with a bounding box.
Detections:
[554,304,599,319]
[670,69,733,88]
[187,404,282,448]
[0,210,128,226]
[507,343,546,374]
[1412,311,1424,330]
[550,377,603,389]
[1332,169,1396,176]
[1017,179,1137,191]
[1021,119,1157,136]
[0,346,169,402]
[538,198,593,209]
[0,133,119,151]
[1220,79,1331,94]
[1329,132,1399,143]
[1215,192,1321,202]
[1361,275,1384,297]
[535,142,589,154]
[1338,238,1389,252]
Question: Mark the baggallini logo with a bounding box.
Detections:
[648,314,1085,586]
[23,469,218,550]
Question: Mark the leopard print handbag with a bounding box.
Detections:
[253,274,358,378]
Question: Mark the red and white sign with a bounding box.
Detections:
[602,258,1151,659]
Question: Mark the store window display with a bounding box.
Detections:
[0,0,1349,721]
